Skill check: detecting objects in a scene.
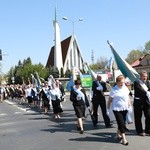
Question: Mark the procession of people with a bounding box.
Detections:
[0,70,150,147]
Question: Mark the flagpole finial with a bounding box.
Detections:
[107,40,110,45]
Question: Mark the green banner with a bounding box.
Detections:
[81,74,92,88]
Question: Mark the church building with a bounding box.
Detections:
[46,35,84,74]
[45,6,85,74]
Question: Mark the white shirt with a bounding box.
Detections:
[109,84,130,111]
[25,87,32,97]
[50,87,61,101]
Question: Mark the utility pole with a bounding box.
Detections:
[0,49,2,61]
[91,50,94,64]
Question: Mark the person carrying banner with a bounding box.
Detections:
[70,80,89,134]
[91,73,112,127]
[39,82,50,115]
[133,70,150,136]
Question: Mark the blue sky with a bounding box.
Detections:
[0,0,150,74]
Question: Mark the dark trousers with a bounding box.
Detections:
[134,100,150,134]
[92,97,110,126]
[113,110,128,133]
[27,96,33,104]
[43,99,50,110]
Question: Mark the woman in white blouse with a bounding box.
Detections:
[107,75,131,146]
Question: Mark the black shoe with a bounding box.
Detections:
[145,133,150,136]
[115,134,122,141]
[128,122,133,124]
[122,141,129,146]
[93,123,97,127]
[105,124,113,128]
[80,130,84,134]
[93,120,97,126]
[138,133,145,136]
[76,126,81,131]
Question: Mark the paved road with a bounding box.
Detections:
[0,96,149,150]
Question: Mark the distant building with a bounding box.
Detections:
[46,35,85,74]
[131,54,150,77]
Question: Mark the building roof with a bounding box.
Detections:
[130,56,145,67]
[46,36,72,68]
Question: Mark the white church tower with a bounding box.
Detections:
[46,3,85,75]
[53,4,63,72]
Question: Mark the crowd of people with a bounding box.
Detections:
[0,79,65,119]
[70,70,150,146]
[0,70,150,146]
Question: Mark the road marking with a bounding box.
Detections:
[0,122,16,126]
[0,113,7,116]
[4,100,35,113]
[14,112,22,114]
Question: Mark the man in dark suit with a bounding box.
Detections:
[134,70,150,136]
[92,74,112,127]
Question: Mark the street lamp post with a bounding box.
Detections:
[62,16,83,35]
[62,16,83,81]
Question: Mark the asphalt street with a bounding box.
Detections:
[0,95,149,150]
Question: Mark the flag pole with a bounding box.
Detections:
[107,40,139,82]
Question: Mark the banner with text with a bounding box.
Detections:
[81,74,92,88]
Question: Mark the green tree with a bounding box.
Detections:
[90,57,108,71]
[65,69,71,78]
[18,60,23,67]
[125,49,143,64]
[48,67,59,78]
[60,67,64,78]
[6,58,49,84]
[89,63,99,71]
[143,40,150,54]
